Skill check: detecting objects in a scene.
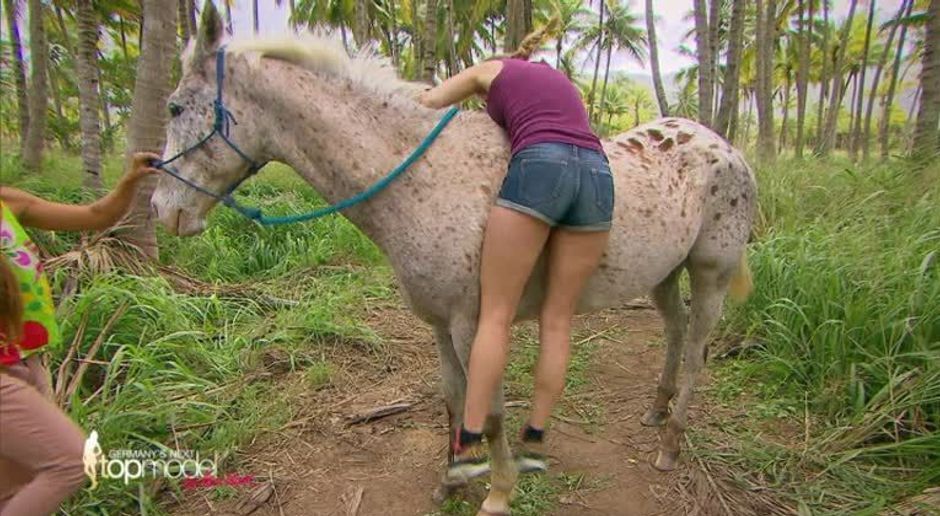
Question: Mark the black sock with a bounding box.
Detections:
[522,424,544,442]
[459,426,483,446]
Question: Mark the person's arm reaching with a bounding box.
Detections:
[418,61,504,109]
[0,152,161,232]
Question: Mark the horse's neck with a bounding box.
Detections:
[256,68,455,246]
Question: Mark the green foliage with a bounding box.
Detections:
[712,158,940,511]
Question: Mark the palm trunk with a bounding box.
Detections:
[795,0,811,158]
[3,0,30,154]
[412,0,422,78]
[178,0,191,40]
[817,0,859,156]
[707,0,720,122]
[556,36,563,68]
[588,1,605,123]
[99,63,113,152]
[422,0,439,83]
[224,1,233,35]
[252,0,259,34]
[715,0,745,137]
[598,44,613,125]
[645,0,670,117]
[880,0,914,158]
[119,16,129,58]
[445,0,457,75]
[743,90,755,144]
[24,0,49,171]
[504,0,526,53]
[863,0,905,161]
[693,0,713,126]
[815,0,831,149]
[122,0,177,259]
[388,0,399,67]
[755,0,776,161]
[848,71,860,149]
[353,0,371,46]
[912,0,940,158]
[76,0,103,191]
[780,67,791,151]
[849,0,876,161]
[186,0,196,36]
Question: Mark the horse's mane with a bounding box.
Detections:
[226,36,424,98]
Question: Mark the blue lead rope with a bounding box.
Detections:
[156,47,460,226]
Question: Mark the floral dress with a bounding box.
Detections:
[0,201,60,366]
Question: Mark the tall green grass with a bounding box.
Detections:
[713,159,940,512]
[4,154,394,514]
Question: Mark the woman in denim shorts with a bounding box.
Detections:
[420,22,614,480]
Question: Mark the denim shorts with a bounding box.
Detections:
[496,143,614,231]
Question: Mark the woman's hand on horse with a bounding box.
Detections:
[127,152,162,182]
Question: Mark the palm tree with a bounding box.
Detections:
[585,0,605,122]
[862,0,907,160]
[505,0,531,52]
[644,0,669,116]
[24,0,49,172]
[815,0,831,149]
[715,0,746,138]
[539,0,590,69]
[121,0,178,259]
[75,0,104,191]
[692,0,713,126]
[912,0,939,157]
[595,2,646,125]
[293,0,354,51]
[3,0,30,155]
[253,0,260,33]
[794,0,812,157]
[880,0,915,158]
[755,0,776,160]
[849,0,877,161]
[817,0,859,156]
[422,0,439,83]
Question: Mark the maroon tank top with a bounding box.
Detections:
[485,58,604,156]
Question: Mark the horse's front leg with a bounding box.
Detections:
[432,325,470,503]
[481,391,516,516]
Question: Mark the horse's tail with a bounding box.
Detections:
[728,251,753,303]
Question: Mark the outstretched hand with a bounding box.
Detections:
[127,152,163,182]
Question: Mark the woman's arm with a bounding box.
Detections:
[419,60,504,109]
[0,152,161,232]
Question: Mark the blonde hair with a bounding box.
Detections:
[510,15,562,60]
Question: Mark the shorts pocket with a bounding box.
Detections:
[592,168,614,216]
[518,159,569,206]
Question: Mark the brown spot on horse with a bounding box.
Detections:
[659,138,675,152]
[677,132,694,144]
[647,128,665,142]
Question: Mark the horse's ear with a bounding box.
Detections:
[192,0,224,71]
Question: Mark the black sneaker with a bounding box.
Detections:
[446,429,490,483]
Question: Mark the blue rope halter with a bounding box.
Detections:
[156,47,460,226]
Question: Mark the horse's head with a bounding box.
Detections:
[151,1,265,236]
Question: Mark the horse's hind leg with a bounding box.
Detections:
[655,260,732,471]
[481,391,516,516]
[642,267,687,427]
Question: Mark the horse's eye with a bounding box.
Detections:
[168,103,184,117]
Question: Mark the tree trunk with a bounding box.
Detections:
[863,1,905,161]
[122,0,177,259]
[755,0,776,161]
[645,0,670,117]
[880,0,914,158]
[412,0,422,78]
[24,0,48,172]
[693,0,713,126]
[186,0,196,36]
[504,0,527,53]
[780,67,791,151]
[707,0,720,121]
[556,35,563,68]
[388,0,399,67]
[795,0,811,158]
[715,0,745,137]
[445,0,458,75]
[743,90,754,144]
[588,0,605,123]
[849,0,876,161]
[224,1,233,35]
[817,0,859,156]
[353,0,371,46]
[912,0,940,158]
[119,16,129,58]
[848,70,860,149]
[422,0,439,83]
[252,0,259,34]
[75,0,103,191]
[99,63,113,152]
[3,0,29,154]
[178,0,190,40]
[815,0,831,149]
[598,44,613,125]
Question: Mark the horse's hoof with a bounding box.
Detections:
[640,408,669,427]
[433,483,460,504]
[653,449,679,471]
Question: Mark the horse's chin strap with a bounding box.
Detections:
[155,47,461,226]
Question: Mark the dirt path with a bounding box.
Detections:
[171,305,719,516]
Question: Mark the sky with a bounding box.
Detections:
[229,0,907,76]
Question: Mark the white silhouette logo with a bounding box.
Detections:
[83,430,105,489]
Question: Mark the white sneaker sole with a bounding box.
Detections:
[446,461,491,483]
